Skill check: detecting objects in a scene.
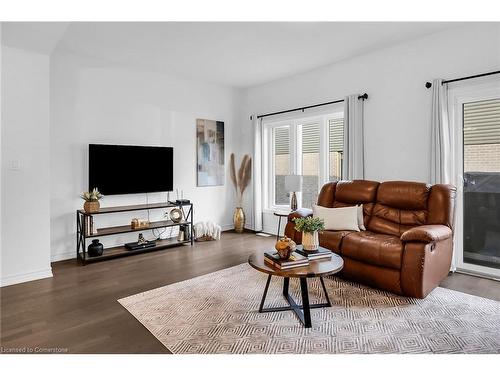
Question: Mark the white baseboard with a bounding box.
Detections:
[221,223,234,231]
[1,268,53,287]
[51,251,75,262]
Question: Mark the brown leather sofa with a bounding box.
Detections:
[285,180,456,298]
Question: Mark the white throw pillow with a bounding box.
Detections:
[357,205,366,231]
[313,205,360,232]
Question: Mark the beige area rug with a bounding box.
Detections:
[118,264,500,354]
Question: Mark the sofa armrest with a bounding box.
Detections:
[401,225,452,243]
[287,208,313,222]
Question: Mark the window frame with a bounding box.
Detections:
[263,110,343,212]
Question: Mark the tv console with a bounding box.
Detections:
[76,202,193,265]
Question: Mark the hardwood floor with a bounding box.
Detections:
[1,231,498,354]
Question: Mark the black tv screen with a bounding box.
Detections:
[89,144,173,195]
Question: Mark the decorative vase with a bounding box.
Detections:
[84,200,100,213]
[275,236,297,259]
[302,231,319,251]
[233,207,245,233]
[88,239,104,257]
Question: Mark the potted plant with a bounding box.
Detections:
[229,153,252,233]
[293,216,325,251]
[81,188,103,213]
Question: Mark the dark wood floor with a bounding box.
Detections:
[1,231,499,354]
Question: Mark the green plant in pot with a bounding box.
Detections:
[81,188,103,213]
[293,216,325,251]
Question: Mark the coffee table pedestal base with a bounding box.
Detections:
[258,275,331,328]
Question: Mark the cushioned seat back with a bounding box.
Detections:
[317,180,379,228]
[368,181,430,236]
[427,184,457,229]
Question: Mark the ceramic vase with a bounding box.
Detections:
[88,239,104,257]
[84,200,100,213]
[302,231,319,251]
[233,207,245,233]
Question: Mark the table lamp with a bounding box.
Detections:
[284,175,303,211]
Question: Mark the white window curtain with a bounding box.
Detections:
[252,115,263,232]
[430,78,452,184]
[430,78,455,271]
[342,94,365,180]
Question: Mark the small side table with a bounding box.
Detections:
[273,211,290,240]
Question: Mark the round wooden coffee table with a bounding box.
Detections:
[248,249,343,328]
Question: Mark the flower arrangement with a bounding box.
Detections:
[293,216,325,233]
[80,188,104,202]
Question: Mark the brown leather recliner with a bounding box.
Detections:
[284,180,456,298]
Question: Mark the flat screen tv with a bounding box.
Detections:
[89,144,173,195]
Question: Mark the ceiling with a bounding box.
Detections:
[2,22,466,88]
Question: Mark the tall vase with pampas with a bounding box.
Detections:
[230,153,252,233]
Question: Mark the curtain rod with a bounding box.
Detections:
[425,70,500,88]
[252,93,369,120]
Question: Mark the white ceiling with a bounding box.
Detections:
[2,22,466,88]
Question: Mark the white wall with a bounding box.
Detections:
[1,46,52,286]
[50,51,240,261]
[239,23,500,233]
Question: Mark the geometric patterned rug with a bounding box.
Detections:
[118,263,500,354]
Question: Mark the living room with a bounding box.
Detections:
[1,0,499,372]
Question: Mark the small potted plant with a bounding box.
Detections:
[81,188,103,213]
[293,216,325,251]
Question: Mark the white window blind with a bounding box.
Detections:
[464,98,500,145]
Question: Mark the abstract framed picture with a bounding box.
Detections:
[196,119,225,186]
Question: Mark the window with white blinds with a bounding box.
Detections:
[273,126,290,205]
[301,123,320,209]
[329,118,343,181]
[265,112,344,209]
[463,98,500,174]
[464,98,500,145]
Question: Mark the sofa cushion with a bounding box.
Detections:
[317,182,337,208]
[341,231,404,270]
[377,181,430,210]
[319,230,353,254]
[335,180,379,204]
[367,203,427,236]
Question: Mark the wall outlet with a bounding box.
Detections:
[9,160,21,171]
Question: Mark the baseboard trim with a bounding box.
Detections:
[1,268,53,287]
[51,251,75,262]
[221,223,234,231]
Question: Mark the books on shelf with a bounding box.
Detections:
[264,251,309,269]
[295,246,333,260]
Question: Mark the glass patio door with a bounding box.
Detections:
[451,80,500,278]
[462,98,500,273]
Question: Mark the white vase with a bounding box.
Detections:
[302,231,319,251]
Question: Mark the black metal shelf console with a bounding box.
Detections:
[76,202,193,265]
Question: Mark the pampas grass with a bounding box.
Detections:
[230,153,252,207]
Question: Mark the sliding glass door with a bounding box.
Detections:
[463,98,500,272]
[450,81,500,278]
